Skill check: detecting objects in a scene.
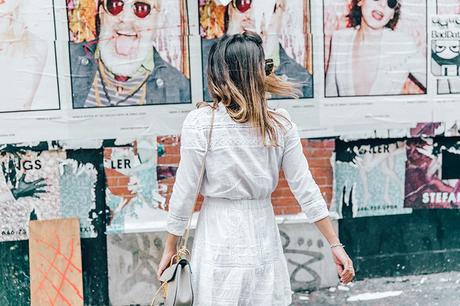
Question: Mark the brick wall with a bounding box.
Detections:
[157,136,334,215]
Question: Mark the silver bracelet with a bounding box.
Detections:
[330,243,344,249]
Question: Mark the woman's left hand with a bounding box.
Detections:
[157,246,177,280]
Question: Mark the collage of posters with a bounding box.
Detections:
[333,135,460,219]
[0,0,460,143]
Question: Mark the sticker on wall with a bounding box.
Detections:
[104,138,167,233]
[405,137,460,209]
[333,139,413,218]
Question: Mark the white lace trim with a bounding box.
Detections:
[181,106,291,150]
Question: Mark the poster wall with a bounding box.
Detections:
[0,150,65,241]
[0,1,459,143]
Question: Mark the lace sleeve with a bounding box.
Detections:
[280,110,330,223]
[166,109,208,236]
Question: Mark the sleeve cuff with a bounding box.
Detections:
[301,198,330,223]
[166,212,188,236]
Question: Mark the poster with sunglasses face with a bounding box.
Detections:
[0,0,60,113]
[67,0,191,108]
[323,0,427,98]
[435,0,460,95]
[199,0,314,100]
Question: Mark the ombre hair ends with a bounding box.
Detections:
[207,31,301,146]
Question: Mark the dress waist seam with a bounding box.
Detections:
[202,196,272,208]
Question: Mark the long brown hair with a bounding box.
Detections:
[207,31,300,146]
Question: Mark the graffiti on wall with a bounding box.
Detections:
[28,218,84,306]
[107,233,162,305]
[279,223,338,291]
[106,231,195,306]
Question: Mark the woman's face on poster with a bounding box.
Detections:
[359,0,395,30]
[226,0,285,37]
[0,0,21,17]
[98,0,161,76]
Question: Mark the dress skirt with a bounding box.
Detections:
[190,197,292,306]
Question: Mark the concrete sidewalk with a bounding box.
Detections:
[291,271,460,306]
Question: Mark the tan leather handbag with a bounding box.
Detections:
[151,106,216,306]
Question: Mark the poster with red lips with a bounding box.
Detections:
[66,0,191,109]
[323,0,427,97]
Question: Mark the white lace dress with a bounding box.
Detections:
[166,105,329,306]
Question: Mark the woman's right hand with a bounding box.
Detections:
[331,246,355,284]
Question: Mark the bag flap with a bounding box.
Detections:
[159,258,190,283]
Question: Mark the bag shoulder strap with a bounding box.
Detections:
[179,106,216,252]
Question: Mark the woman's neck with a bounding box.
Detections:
[356,22,384,44]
